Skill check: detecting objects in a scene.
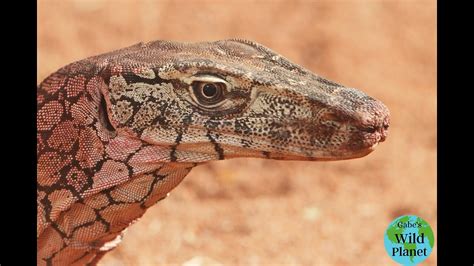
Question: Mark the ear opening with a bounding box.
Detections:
[98,92,116,134]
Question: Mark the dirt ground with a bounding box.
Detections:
[38,0,436,265]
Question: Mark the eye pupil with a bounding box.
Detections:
[202,83,217,98]
[192,80,225,105]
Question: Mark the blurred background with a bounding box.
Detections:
[38,0,436,265]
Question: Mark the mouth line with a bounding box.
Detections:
[171,124,383,161]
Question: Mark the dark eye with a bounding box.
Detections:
[192,81,226,105]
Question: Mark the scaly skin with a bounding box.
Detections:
[37,39,389,265]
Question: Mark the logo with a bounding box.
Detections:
[384,215,434,265]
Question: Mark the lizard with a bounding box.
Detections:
[37,39,390,265]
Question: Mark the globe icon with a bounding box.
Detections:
[384,215,434,265]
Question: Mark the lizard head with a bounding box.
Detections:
[37,39,390,264]
[99,39,390,162]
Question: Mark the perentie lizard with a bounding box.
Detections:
[37,39,390,265]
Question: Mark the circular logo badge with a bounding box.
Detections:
[384,215,434,265]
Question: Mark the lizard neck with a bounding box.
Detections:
[37,74,197,264]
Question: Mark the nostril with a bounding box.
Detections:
[361,126,377,134]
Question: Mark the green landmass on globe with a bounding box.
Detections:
[386,216,434,263]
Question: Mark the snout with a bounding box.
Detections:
[356,98,390,144]
[322,87,390,153]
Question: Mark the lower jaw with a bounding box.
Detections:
[217,140,380,161]
[263,145,377,161]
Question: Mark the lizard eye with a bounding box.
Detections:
[192,81,226,105]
